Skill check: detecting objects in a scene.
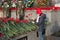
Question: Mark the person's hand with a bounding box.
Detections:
[32,21,35,24]
[32,18,36,21]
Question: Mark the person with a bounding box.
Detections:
[36,13,46,40]
[32,13,46,40]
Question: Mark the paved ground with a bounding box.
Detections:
[46,36,60,40]
[37,36,60,40]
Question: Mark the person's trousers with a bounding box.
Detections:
[38,31,44,40]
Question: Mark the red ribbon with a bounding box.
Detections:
[7,18,14,21]
[20,20,30,23]
[9,7,18,10]
[24,6,60,14]
[0,18,14,22]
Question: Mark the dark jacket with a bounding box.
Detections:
[35,13,46,31]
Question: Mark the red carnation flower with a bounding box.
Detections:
[15,18,19,23]
[0,33,4,37]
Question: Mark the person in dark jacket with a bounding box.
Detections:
[35,13,46,40]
